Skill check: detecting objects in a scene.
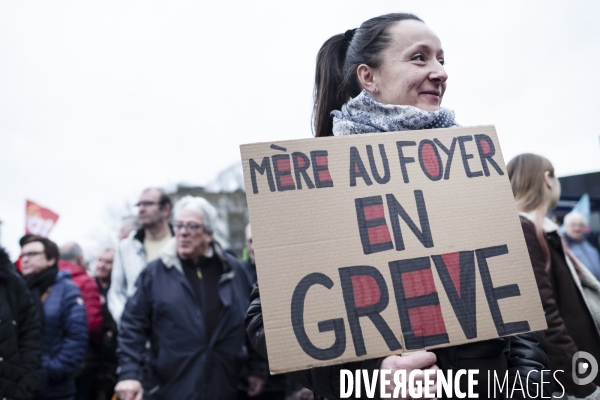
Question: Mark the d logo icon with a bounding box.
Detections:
[573,351,598,385]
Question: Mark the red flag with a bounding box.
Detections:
[25,200,59,237]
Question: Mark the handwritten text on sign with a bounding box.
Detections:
[241,126,545,373]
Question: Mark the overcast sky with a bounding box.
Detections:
[1,1,599,259]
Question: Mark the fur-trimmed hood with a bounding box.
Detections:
[158,238,235,283]
[158,238,182,273]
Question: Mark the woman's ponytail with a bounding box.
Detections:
[313,33,349,137]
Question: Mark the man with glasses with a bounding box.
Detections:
[107,188,173,326]
[115,195,261,400]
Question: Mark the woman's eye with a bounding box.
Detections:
[438,58,445,66]
[411,54,425,62]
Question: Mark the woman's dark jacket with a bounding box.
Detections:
[40,270,89,399]
[521,215,600,397]
[117,240,259,400]
[0,248,42,400]
[246,284,552,399]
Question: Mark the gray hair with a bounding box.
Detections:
[564,211,587,226]
[60,242,83,261]
[174,196,217,233]
[173,196,229,247]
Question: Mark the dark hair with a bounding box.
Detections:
[142,188,172,213]
[158,192,172,212]
[313,13,424,137]
[19,234,34,247]
[21,235,60,265]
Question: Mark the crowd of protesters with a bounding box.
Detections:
[1,188,305,400]
[3,182,600,400]
[2,10,600,400]
[2,186,600,400]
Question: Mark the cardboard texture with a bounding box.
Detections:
[240,125,547,374]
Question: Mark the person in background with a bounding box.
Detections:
[20,235,88,400]
[90,247,118,400]
[59,242,104,399]
[244,224,257,283]
[118,216,140,241]
[246,13,552,399]
[564,211,600,282]
[239,225,287,400]
[95,247,115,300]
[108,188,173,325]
[115,196,259,400]
[509,153,600,398]
[59,242,103,345]
[59,242,104,400]
[0,246,42,400]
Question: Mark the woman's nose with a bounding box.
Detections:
[429,61,448,83]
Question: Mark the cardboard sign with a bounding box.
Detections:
[240,125,546,374]
[26,200,59,237]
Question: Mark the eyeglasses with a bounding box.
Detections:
[173,222,204,233]
[20,251,43,259]
[135,201,160,208]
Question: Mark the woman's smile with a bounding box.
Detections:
[420,89,441,104]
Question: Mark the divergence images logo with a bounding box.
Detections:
[573,351,598,385]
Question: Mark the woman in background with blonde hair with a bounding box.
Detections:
[508,153,600,399]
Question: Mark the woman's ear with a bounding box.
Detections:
[356,64,378,94]
[543,171,553,190]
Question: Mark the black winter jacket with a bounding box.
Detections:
[117,241,259,400]
[246,284,553,400]
[0,248,42,400]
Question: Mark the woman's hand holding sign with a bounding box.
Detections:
[115,380,143,400]
[380,351,438,399]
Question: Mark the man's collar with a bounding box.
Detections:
[207,246,214,258]
[178,246,214,266]
[133,227,145,243]
[565,234,583,244]
[134,223,174,244]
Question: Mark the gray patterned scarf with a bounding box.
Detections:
[331,90,459,135]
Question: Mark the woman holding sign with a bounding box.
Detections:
[247,12,552,400]
[509,153,600,399]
